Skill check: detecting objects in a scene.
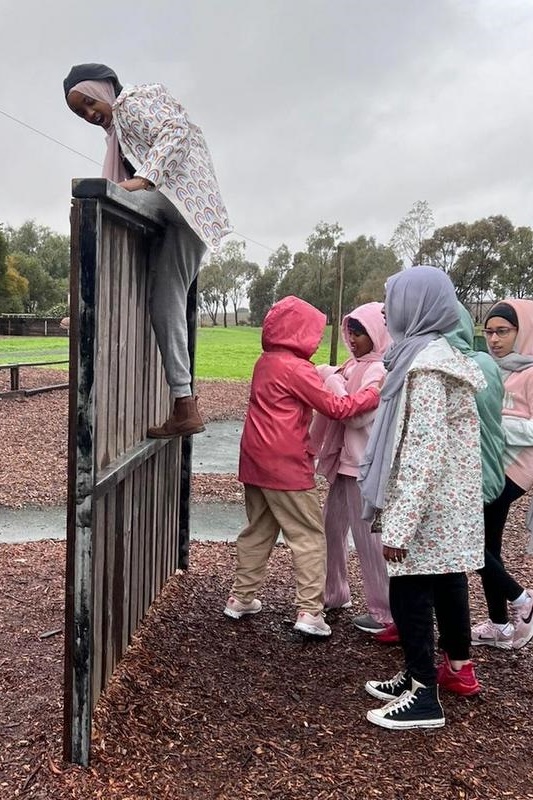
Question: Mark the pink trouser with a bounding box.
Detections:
[324,474,392,624]
[231,485,326,613]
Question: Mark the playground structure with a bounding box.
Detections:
[63,179,197,765]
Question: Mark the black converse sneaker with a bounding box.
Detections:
[365,670,411,701]
[366,679,445,730]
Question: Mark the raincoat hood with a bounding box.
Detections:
[341,301,391,362]
[262,296,326,359]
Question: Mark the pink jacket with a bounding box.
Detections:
[311,302,391,483]
[238,296,381,491]
[497,299,533,491]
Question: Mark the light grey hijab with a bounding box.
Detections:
[359,266,460,520]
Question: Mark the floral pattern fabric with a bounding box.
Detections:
[113,83,231,250]
[382,341,486,577]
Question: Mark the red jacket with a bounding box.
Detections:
[238,296,380,490]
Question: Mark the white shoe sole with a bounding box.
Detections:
[366,709,445,729]
[294,622,331,637]
[354,622,387,634]
[512,628,533,649]
[223,604,262,620]
[324,600,353,612]
[471,638,513,650]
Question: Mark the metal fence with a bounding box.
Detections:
[64,179,195,765]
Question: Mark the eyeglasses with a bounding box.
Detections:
[482,327,517,339]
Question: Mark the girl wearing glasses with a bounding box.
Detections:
[471,300,533,650]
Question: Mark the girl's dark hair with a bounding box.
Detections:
[347,317,368,336]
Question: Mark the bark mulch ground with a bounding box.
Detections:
[1,373,533,798]
[0,373,250,508]
[1,530,533,800]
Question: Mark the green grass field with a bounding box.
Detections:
[0,327,348,380]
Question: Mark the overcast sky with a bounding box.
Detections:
[1,0,533,266]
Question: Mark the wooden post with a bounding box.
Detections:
[10,366,19,391]
[329,245,345,366]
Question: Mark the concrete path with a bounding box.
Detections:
[0,419,246,544]
[0,503,247,545]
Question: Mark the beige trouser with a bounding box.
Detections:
[231,484,327,613]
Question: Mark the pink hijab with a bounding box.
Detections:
[310,302,391,483]
[68,79,129,183]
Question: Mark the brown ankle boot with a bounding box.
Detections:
[147,396,206,438]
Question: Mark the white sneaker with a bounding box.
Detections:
[223,596,262,619]
[510,590,533,649]
[294,611,331,637]
[471,619,514,650]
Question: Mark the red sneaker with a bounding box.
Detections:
[374,623,400,644]
[437,653,481,696]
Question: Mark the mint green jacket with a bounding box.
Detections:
[446,305,505,504]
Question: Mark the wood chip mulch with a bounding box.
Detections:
[0,373,250,508]
[1,526,533,800]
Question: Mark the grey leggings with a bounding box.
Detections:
[145,192,207,397]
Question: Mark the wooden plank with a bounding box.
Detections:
[121,474,133,652]
[64,198,99,766]
[129,465,141,636]
[134,246,147,442]
[95,220,111,470]
[63,199,81,762]
[137,460,148,624]
[116,227,128,457]
[107,223,120,465]
[124,231,137,451]
[112,481,126,665]
[103,490,116,687]
[91,495,106,701]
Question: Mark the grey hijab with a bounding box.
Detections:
[359,266,460,520]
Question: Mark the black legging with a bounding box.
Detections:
[390,572,471,686]
[477,476,525,624]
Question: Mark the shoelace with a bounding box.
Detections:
[378,671,407,691]
[383,690,415,714]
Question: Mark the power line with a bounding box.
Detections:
[232,230,276,253]
[0,109,101,167]
[0,107,279,255]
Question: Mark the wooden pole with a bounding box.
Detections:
[329,245,345,366]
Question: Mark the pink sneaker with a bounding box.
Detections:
[223,596,262,619]
[294,611,331,637]
[510,590,533,650]
[471,619,513,650]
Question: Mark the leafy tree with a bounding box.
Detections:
[0,228,29,312]
[276,223,343,318]
[268,244,292,278]
[248,267,279,326]
[418,222,468,272]
[493,226,533,299]
[198,260,223,325]
[418,215,514,314]
[342,236,401,309]
[3,257,29,312]
[8,252,64,312]
[390,200,435,265]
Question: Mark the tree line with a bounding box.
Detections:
[2,203,532,325]
[0,221,70,315]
